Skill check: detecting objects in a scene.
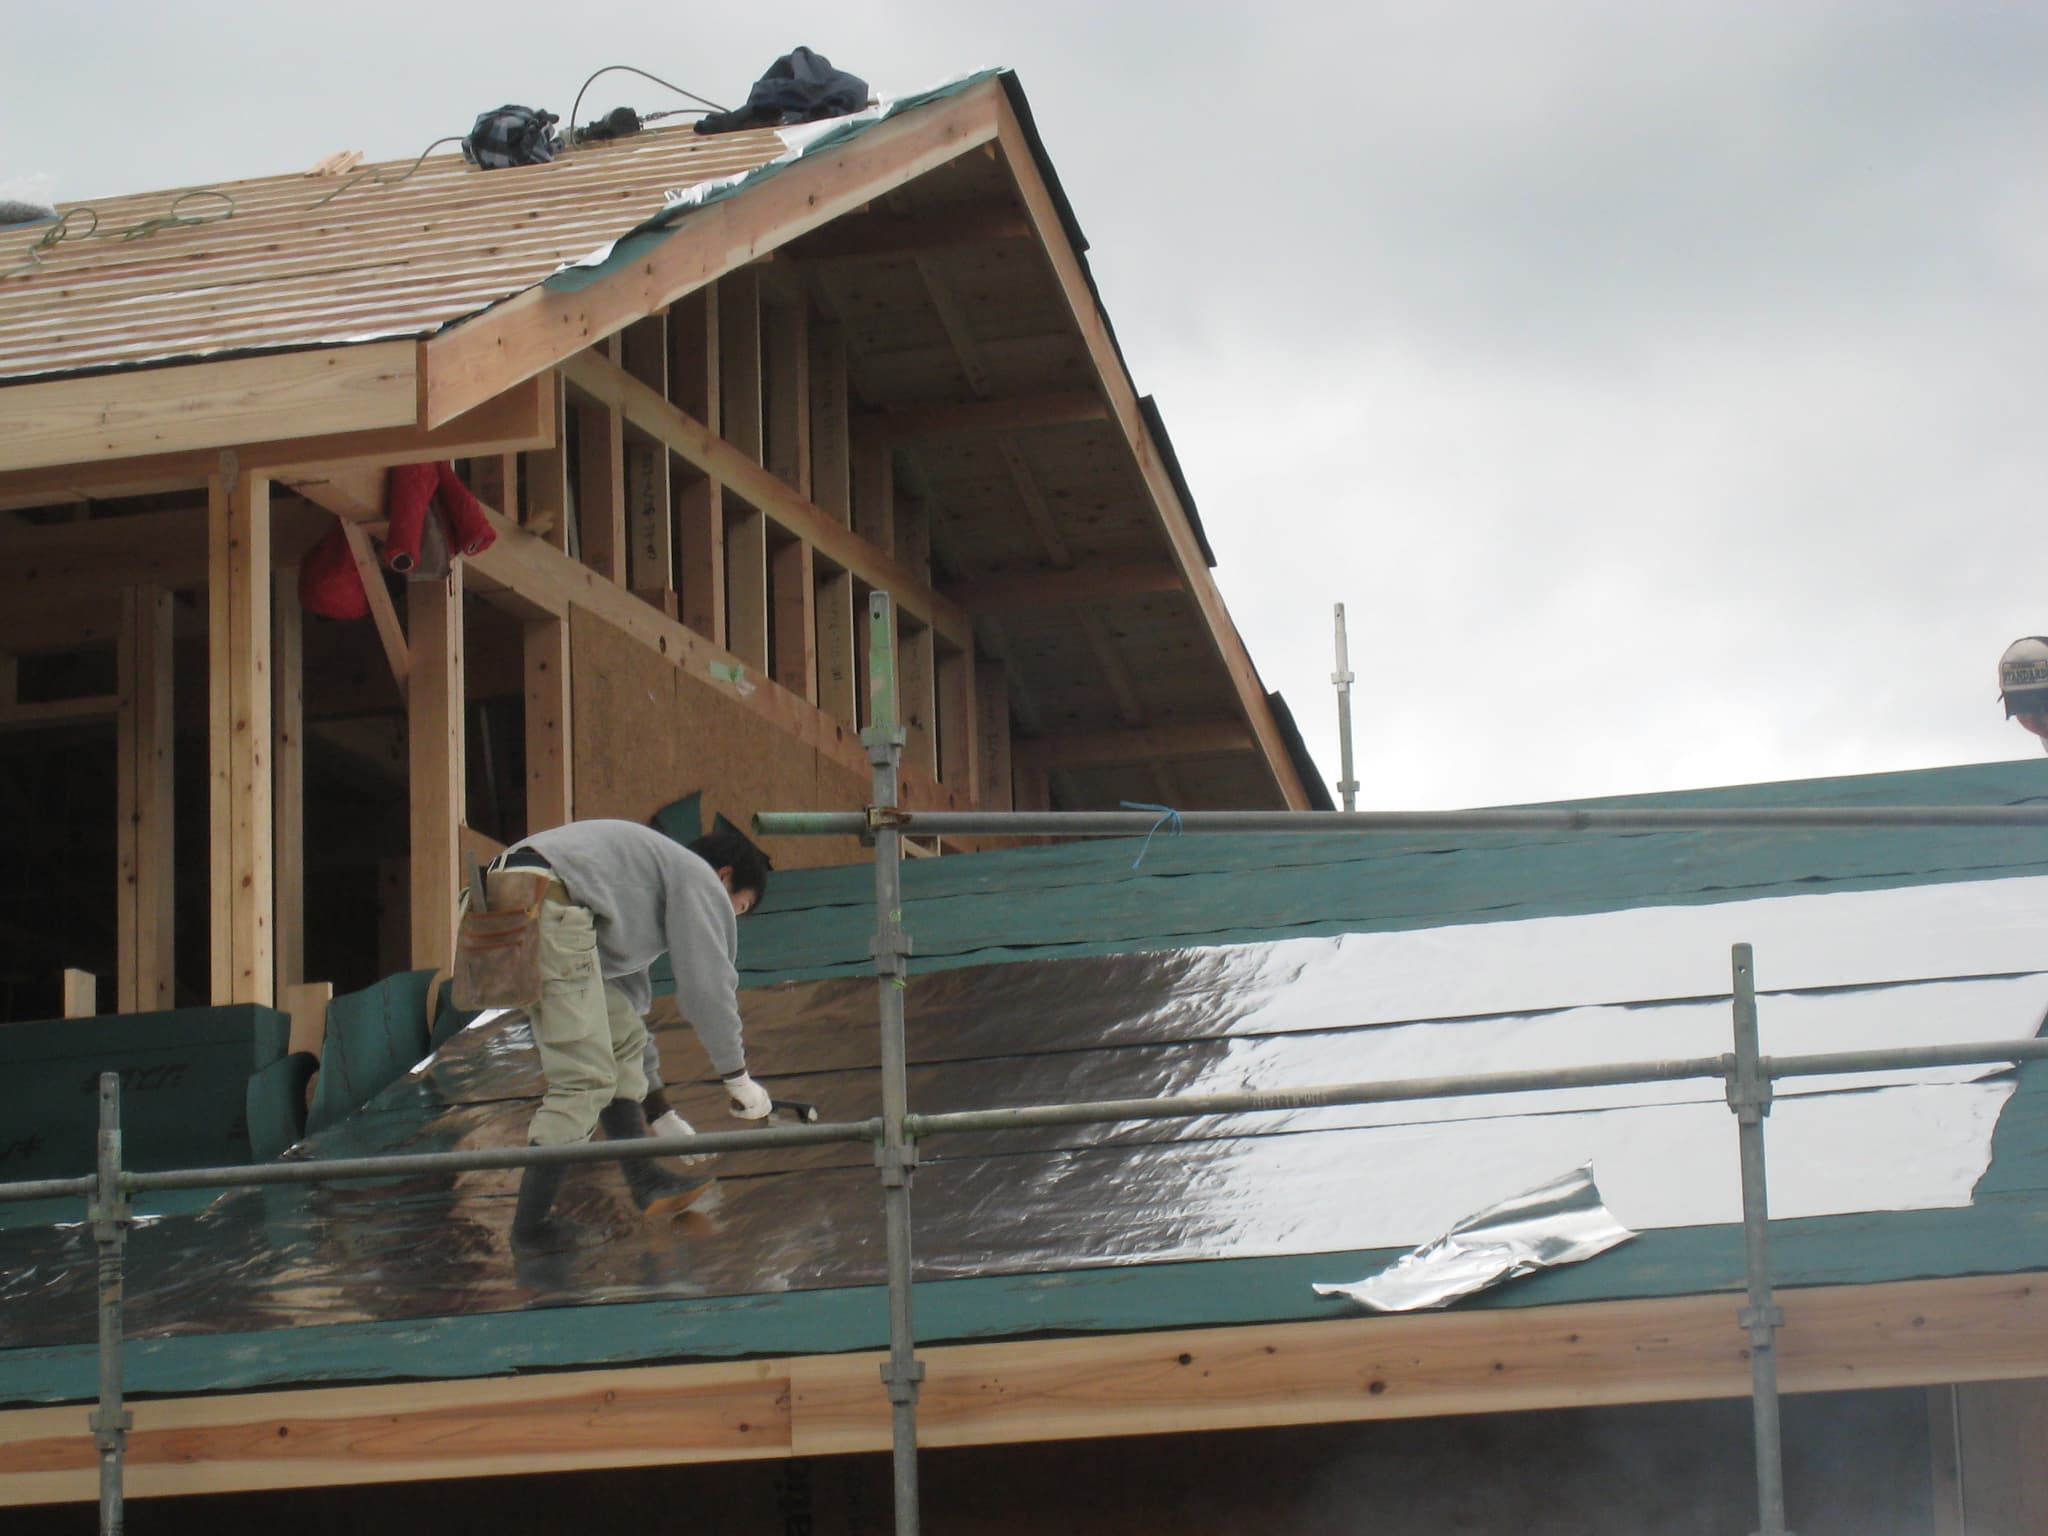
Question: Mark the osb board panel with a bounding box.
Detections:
[569,609,865,870]
[851,335,1085,406]
[915,241,1076,343]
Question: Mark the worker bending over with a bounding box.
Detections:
[488,819,773,1250]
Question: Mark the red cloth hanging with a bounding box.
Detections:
[297,461,500,616]
[298,521,370,620]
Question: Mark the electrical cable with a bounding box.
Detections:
[564,64,729,151]
[4,189,235,280]
[308,135,466,209]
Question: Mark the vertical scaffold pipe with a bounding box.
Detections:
[863,591,924,1536]
[1333,603,1358,812]
[90,1072,133,1536]
[1728,944,1794,1536]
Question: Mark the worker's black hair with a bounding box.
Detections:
[688,826,773,905]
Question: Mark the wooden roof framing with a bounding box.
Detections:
[0,72,1312,810]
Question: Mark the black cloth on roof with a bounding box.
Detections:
[463,105,561,170]
[694,47,868,136]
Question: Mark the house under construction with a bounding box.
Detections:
[2,66,2046,1536]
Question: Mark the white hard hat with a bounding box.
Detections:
[1999,636,2048,714]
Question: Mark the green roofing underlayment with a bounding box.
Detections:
[7,757,2048,1404]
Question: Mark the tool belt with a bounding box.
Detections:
[451,863,570,1010]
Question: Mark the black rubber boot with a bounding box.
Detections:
[598,1098,714,1217]
[510,1150,605,1252]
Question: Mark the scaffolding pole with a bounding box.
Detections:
[1730,943,1794,1536]
[756,805,2048,839]
[862,590,924,1536]
[90,1073,132,1536]
[1332,603,1358,812]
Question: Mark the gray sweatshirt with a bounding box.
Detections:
[509,819,747,1078]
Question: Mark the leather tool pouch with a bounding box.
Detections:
[452,871,551,1009]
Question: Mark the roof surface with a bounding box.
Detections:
[5,758,2048,1405]
[0,122,791,380]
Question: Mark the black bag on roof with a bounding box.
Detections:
[463,105,561,170]
[695,47,868,136]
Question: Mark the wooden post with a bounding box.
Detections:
[408,564,464,975]
[764,290,812,499]
[722,271,769,671]
[117,585,175,1012]
[809,319,857,727]
[574,392,627,585]
[466,453,519,519]
[272,562,305,993]
[938,645,979,792]
[523,616,573,832]
[621,315,674,606]
[974,662,1014,810]
[281,979,333,1060]
[61,969,96,1019]
[208,459,274,1007]
[672,285,726,645]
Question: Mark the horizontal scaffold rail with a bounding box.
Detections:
[754,804,2048,838]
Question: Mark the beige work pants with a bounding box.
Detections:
[526,899,649,1146]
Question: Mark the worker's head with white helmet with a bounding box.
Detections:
[1999,637,2048,750]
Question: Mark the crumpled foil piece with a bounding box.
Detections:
[1313,1163,1635,1312]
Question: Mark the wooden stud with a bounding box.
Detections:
[522,617,574,832]
[771,539,818,705]
[465,453,519,519]
[671,286,726,645]
[407,565,465,976]
[116,585,175,1012]
[572,392,627,586]
[974,662,1013,809]
[271,562,305,993]
[525,375,570,547]
[815,569,858,730]
[620,316,674,604]
[207,460,274,1007]
[937,645,978,792]
[726,504,770,673]
[809,320,852,524]
[60,969,96,1019]
[850,418,896,557]
[720,271,764,463]
[281,980,333,1061]
[1014,759,1052,813]
[898,620,937,778]
[763,291,812,498]
[559,351,967,646]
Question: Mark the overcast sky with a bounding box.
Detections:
[16,2,2047,808]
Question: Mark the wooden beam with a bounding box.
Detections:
[59,968,96,1018]
[10,1272,2048,1504]
[408,566,464,975]
[117,586,175,1012]
[974,662,1013,809]
[522,617,573,831]
[942,562,1183,614]
[1014,719,1255,772]
[281,980,332,1061]
[418,81,1005,428]
[671,285,726,645]
[271,564,305,992]
[558,350,969,647]
[0,374,553,513]
[996,434,1071,568]
[782,202,1033,263]
[207,461,274,1007]
[992,94,1311,809]
[881,391,1106,441]
[336,519,409,705]
[771,539,817,705]
[0,342,417,475]
[571,395,627,586]
[620,317,673,604]
[0,694,119,731]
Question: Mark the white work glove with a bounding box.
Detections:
[724,1070,773,1120]
[650,1108,709,1166]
